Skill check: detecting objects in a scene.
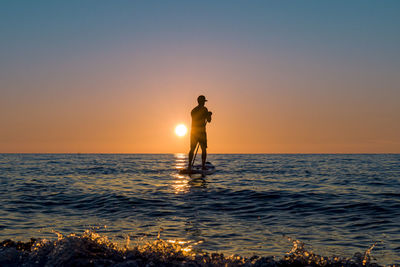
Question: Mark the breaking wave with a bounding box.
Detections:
[0,230,392,267]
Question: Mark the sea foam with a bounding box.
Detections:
[0,230,393,267]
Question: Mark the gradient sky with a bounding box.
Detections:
[1,1,400,153]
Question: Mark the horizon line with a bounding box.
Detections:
[1,152,399,155]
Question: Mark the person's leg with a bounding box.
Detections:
[201,144,207,169]
[200,131,208,169]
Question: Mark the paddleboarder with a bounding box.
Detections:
[188,95,212,170]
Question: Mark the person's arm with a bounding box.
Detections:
[206,109,212,123]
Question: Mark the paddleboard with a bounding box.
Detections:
[179,162,216,175]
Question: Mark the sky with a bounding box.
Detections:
[1,1,400,153]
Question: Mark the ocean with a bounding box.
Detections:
[0,153,399,266]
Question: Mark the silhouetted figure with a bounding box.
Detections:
[188,95,212,170]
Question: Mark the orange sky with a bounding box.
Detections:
[1,2,400,153]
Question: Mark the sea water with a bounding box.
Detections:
[0,154,399,265]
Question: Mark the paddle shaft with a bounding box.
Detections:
[191,142,200,167]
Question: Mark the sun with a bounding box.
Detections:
[175,124,187,137]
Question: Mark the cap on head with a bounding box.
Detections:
[197,95,207,104]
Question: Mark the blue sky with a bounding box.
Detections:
[1,1,400,152]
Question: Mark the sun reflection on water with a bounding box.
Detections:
[172,153,208,194]
[174,153,187,170]
[172,174,190,194]
[171,153,189,194]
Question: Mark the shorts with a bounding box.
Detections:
[190,131,207,148]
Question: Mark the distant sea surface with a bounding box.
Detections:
[0,154,399,265]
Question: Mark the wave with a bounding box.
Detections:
[0,230,389,267]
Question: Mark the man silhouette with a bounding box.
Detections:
[188,95,212,170]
